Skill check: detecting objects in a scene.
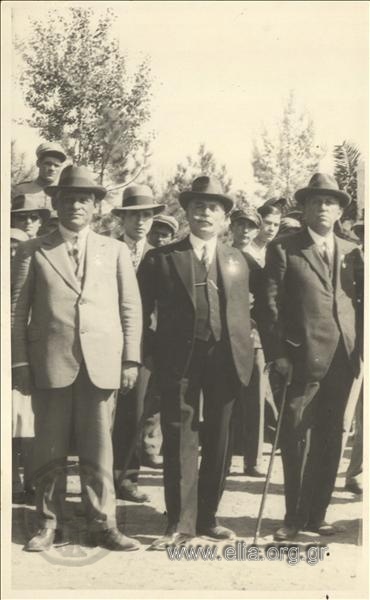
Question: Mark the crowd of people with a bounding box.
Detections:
[11,142,364,553]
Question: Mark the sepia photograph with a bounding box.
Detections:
[1,1,368,598]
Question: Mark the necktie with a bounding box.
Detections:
[201,244,211,272]
[320,241,332,275]
[130,242,140,271]
[70,236,80,275]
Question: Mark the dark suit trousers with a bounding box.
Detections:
[112,388,142,485]
[160,338,239,535]
[32,363,117,531]
[280,339,353,527]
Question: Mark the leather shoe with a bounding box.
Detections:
[141,455,163,469]
[244,466,266,478]
[116,486,149,503]
[149,532,192,551]
[273,525,299,541]
[345,481,363,495]
[305,521,337,536]
[197,525,235,540]
[91,528,140,551]
[24,528,56,552]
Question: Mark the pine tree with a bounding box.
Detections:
[333,140,361,220]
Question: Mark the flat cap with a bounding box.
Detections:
[36,142,67,162]
[230,208,262,228]
[152,214,179,235]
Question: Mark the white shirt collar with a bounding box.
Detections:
[189,233,218,261]
[124,234,146,253]
[58,223,90,245]
[307,226,334,254]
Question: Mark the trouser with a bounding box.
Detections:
[160,338,239,536]
[12,438,34,493]
[112,366,161,489]
[32,363,117,531]
[280,340,353,528]
[346,386,363,485]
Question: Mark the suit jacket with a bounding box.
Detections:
[256,228,363,382]
[11,229,142,390]
[137,236,254,387]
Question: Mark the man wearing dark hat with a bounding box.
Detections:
[138,175,254,548]
[11,165,142,552]
[11,195,51,239]
[148,214,179,247]
[12,142,67,211]
[257,173,363,541]
[111,185,165,502]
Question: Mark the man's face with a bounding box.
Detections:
[231,219,258,249]
[12,212,42,239]
[186,198,226,240]
[148,223,174,247]
[52,191,96,232]
[303,194,343,234]
[37,155,63,184]
[259,213,281,243]
[122,209,154,242]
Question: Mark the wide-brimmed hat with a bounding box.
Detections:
[36,142,67,163]
[45,165,106,200]
[179,175,234,214]
[112,184,165,216]
[260,196,287,212]
[151,214,179,235]
[294,173,350,208]
[230,208,262,228]
[11,194,50,220]
[11,228,29,242]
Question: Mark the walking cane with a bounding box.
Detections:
[253,368,290,545]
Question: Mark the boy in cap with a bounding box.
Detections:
[148,214,179,247]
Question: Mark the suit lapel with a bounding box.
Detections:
[170,237,196,308]
[83,231,107,291]
[217,243,233,300]
[333,235,346,292]
[40,229,81,294]
[299,229,333,289]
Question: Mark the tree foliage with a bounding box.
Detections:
[11,140,36,194]
[252,92,325,211]
[16,7,152,184]
[333,140,361,220]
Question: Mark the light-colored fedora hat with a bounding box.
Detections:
[294,173,350,208]
[45,165,106,201]
[111,184,165,216]
[179,175,234,214]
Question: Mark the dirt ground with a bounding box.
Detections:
[9,442,367,599]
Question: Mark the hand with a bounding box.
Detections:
[12,365,32,395]
[120,361,139,393]
[274,357,293,384]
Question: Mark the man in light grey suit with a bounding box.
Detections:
[11,166,142,552]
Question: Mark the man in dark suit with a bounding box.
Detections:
[12,166,142,552]
[257,173,363,541]
[138,175,254,549]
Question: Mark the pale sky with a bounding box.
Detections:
[9,0,369,192]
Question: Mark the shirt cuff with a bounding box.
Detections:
[12,362,29,368]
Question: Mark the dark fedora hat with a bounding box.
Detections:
[11,194,50,220]
[45,165,107,201]
[230,208,262,228]
[179,175,234,214]
[294,173,350,208]
[111,184,165,216]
